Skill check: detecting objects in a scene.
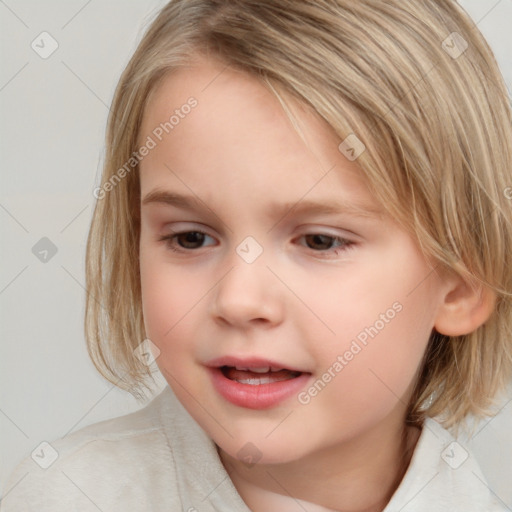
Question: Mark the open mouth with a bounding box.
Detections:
[206,356,311,408]
[220,366,302,385]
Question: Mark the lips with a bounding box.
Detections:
[206,356,311,409]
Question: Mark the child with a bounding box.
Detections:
[2,0,511,510]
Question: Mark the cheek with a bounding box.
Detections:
[299,243,438,418]
[319,235,438,351]
[140,259,201,402]
[139,242,222,386]
[296,298,434,440]
[139,245,198,347]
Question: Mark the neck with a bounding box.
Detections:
[220,419,421,512]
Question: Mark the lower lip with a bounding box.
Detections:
[208,367,311,409]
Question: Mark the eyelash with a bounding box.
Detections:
[158,231,355,256]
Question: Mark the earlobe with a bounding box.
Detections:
[433,276,496,336]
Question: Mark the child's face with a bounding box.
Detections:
[138,57,450,464]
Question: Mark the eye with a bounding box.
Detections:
[159,231,216,252]
[299,233,354,253]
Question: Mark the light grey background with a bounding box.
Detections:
[1,0,511,505]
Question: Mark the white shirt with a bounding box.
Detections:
[0,386,507,511]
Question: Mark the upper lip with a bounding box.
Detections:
[205,355,308,373]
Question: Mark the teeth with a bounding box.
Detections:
[235,376,275,385]
[233,366,286,373]
[235,366,270,373]
[225,368,301,385]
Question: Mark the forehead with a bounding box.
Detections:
[141,57,343,162]
[138,57,377,215]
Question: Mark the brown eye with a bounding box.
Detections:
[159,231,216,252]
[304,234,338,250]
[298,233,355,256]
[176,231,207,249]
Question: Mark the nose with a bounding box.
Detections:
[211,259,285,329]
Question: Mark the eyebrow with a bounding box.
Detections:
[141,189,383,221]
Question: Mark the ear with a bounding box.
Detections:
[434,274,496,336]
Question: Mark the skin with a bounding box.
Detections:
[137,57,493,512]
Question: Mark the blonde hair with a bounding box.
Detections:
[86,0,512,428]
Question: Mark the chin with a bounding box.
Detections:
[216,430,317,468]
